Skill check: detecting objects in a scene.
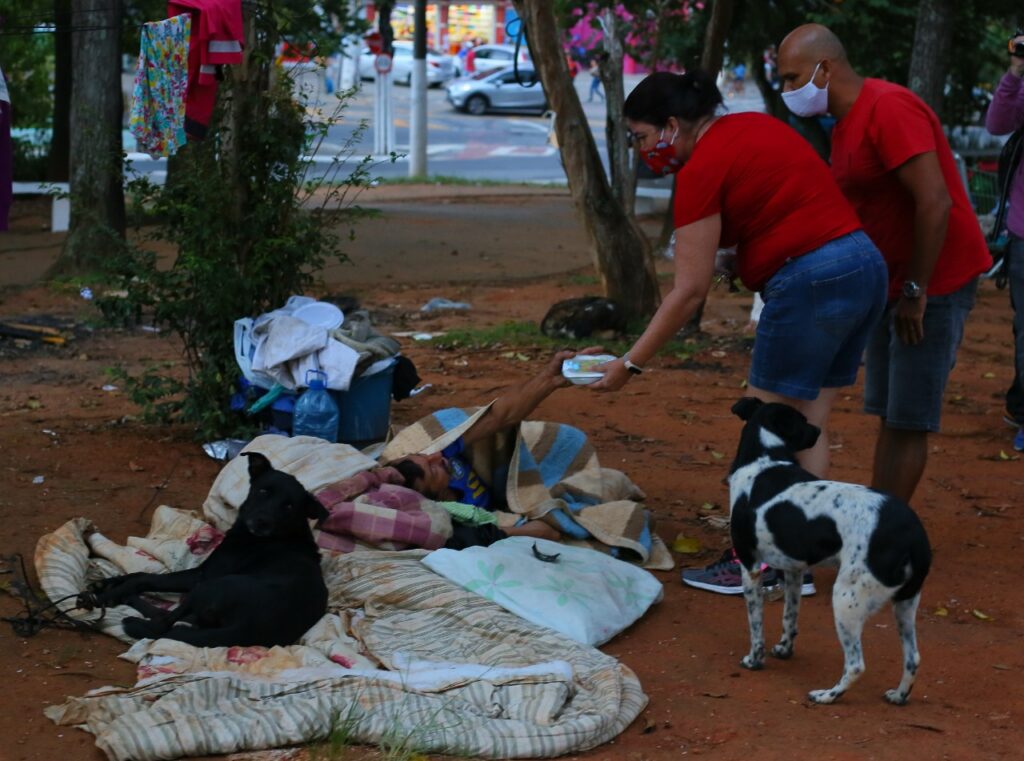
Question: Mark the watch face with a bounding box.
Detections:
[903,281,921,298]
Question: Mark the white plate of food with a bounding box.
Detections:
[561,354,617,385]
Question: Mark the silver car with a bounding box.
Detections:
[446,67,547,116]
[359,41,454,87]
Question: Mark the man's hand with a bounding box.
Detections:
[543,346,606,388]
[1011,36,1024,77]
[894,295,927,345]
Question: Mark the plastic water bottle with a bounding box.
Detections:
[292,370,340,443]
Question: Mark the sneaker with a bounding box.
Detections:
[763,568,817,597]
[1015,427,1024,453]
[681,550,817,596]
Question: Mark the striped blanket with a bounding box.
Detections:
[37,514,646,760]
[382,407,673,570]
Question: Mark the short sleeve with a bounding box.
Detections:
[869,91,937,172]
[442,436,465,459]
[672,149,727,229]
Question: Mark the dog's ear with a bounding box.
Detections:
[773,406,821,452]
[731,396,763,421]
[305,493,329,523]
[242,451,273,482]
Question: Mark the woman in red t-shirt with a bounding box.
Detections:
[590,70,889,594]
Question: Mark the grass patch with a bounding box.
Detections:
[566,273,600,286]
[433,319,709,360]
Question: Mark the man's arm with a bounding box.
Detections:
[461,350,583,446]
[892,150,952,345]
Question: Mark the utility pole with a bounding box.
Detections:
[409,0,428,177]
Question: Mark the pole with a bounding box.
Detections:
[409,0,428,177]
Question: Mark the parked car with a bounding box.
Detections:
[458,43,531,76]
[446,66,547,116]
[359,41,455,87]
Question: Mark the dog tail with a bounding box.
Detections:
[894,514,931,602]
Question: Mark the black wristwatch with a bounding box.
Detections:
[902,280,923,299]
[623,357,644,375]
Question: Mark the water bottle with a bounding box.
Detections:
[292,370,340,443]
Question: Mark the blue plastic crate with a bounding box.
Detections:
[331,358,396,446]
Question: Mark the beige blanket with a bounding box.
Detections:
[38,510,647,760]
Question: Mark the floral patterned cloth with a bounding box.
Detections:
[129,14,191,158]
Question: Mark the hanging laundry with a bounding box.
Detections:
[0,64,11,232]
[130,14,192,158]
[167,0,245,140]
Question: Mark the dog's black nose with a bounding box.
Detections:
[247,519,273,537]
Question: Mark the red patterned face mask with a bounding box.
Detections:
[640,127,682,175]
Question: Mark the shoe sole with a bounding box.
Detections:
[682,576,817,597]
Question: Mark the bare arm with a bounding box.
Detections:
[892,151,951,345]
[590,214,720,391]
[461,349,582,445]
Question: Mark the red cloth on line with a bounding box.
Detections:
[672,112,862,292]
[830,78,991,298]
[167,0,244,139]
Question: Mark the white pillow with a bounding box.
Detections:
[422,537,664,646]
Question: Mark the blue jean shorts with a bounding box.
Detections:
[749,230,888,401]
[863,278,978,432]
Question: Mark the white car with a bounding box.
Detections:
[457,43,531,76]
[359,41,455,86]
[446,66,547,116]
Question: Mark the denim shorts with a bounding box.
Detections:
[749,231,888,401]
[863,278,978,432]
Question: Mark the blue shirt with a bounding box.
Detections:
[442,437,491,509]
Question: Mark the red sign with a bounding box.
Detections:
[364,31,383,55]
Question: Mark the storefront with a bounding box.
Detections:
[365,1,517,54]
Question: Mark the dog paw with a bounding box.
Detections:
[807,689,838,704]
[771,643,794,660]
[740,655,764,671]
[884,689,909,706]
[122,616,163,640]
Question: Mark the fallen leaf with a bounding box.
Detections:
[128,461,145,472]
[700,501,717,512]
[999,450,1011,461]
[983,372,996,379]
[26,399,42,410]
[933,606,948,617]
[972,609,993,621]
[671,534,702,554]
[641,716,657,734]
[710,450,724,460]
[993,664,1012,670]
[739,379,748,388]
[702,691,728,699]
[711,350,726,358]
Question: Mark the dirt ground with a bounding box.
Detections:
[1,188,1022,761]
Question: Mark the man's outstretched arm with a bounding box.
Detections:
[461,349,597,446]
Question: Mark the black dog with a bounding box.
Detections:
[728,398,931,704]
[540,296,627,340]
[79,452,329,648]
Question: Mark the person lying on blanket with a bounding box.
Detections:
[388,349,600,544]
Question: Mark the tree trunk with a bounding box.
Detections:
[907,0,955,118]
[514,0,659,321]
[48,0,72,182]
[597,8,634,215]
[57,0,125,275]
[699,0,736,79]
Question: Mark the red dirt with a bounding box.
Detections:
[1,189,1021,761]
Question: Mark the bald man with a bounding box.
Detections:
[777,24,991,503]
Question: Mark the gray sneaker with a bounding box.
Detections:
[682,549,815,596]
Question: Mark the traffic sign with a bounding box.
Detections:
[374,53,393,75]
[364,30,383,55]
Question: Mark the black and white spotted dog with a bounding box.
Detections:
[728,397,931,705]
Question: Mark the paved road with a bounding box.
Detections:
[127,74,766,184]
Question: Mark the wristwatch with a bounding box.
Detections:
[623,357,644,375]
[902,280,923,299]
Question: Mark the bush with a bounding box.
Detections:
[106,72,382,440]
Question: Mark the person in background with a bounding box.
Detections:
[984,31,1024,452]
[591,70,888,596]
[588,56,605,103]
[777,24,991,503]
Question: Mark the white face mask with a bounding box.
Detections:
[781,61,829,117]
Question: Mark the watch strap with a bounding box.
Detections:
[623,357,644,375]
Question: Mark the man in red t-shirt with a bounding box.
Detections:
[778,24,991,503]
